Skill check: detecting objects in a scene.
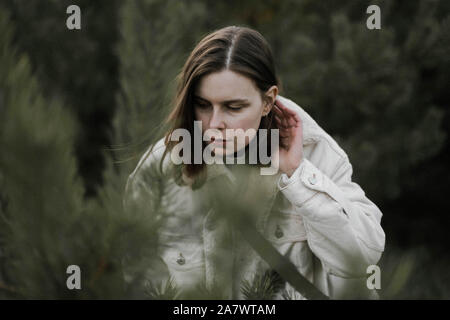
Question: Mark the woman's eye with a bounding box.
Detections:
[194,101,244,111]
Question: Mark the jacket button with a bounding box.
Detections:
[275,225,283,238]
[308,173,317,185]
[176,253,185,265]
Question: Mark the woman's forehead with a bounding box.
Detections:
[195,70,259,102]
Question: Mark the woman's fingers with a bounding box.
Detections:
[274,117,293,143]
[272,115,290,140]
[274,109,296,129]
[274,98,304,151]
[275,99,294,115]
[274,101,292,120]
[274,99,292,117]
[273,104,291,125]
[272,105,285,123]
[275,99,302,129]
[279,130,290,138]
[274,114,289,129]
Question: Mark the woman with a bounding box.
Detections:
[124,26,385,299]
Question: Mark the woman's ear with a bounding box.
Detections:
[262,102,271,116]
[263,85,278,116]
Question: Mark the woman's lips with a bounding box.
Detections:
[212,139,228,145]
[210,137,229,145]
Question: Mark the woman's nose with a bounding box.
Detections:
[209,107,226,129]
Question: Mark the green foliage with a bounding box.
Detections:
[145,276,180,300]
[0,9,165,299]
[0,0,449,300]
[241,270,285,300]
[379,245,450,299]
[113,0,211,174]
[0,8,82,297]
[111,0,450,299]
[209,0,449,202]
[0,0,120,196]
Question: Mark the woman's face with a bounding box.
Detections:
[193,69,276,156]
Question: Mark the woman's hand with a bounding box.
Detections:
[272,98,304,177]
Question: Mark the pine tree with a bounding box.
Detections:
[207,0,448,202]
[113,0,213,174]
[2,0,447,300]
[0,8,82,297]
[0,9,165,299]
[0,0,121,197]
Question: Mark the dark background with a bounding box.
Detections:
[0,0,449,298]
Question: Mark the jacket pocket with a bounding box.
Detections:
[158,231,205,291]
[264,211,315,291]
[266,211,308,244]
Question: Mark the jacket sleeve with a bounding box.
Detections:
[277,156,385,278]
[121,152,175,294]
[122,142,167,218]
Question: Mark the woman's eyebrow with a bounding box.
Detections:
[194,95,249,104]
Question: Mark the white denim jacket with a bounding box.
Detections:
[124,95,386,299]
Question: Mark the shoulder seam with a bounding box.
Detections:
[130,140,167,181]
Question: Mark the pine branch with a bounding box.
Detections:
[241,269,285,300]
[144,276,180,300]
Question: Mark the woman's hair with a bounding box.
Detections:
[152,26,282,187]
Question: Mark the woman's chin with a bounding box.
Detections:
[211,144,248,161]
[211,146,233,157]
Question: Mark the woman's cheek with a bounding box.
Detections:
[233,108,260,129]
